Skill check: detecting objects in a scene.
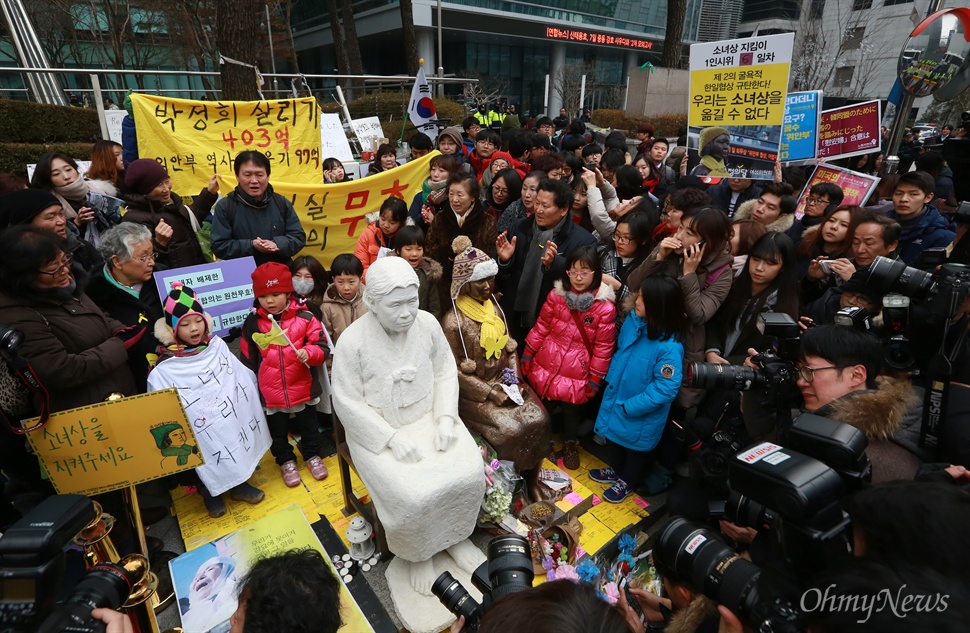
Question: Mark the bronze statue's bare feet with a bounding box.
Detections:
[447,539,486,575]
[408,558,437,596]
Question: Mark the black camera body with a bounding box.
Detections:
[0,495,134,633]
[431,534,534,631]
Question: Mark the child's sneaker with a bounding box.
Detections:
[280,460,302,487]
[229,482,265,504]
[593,433,607,446]
[588,467,619,483]
[604,480,633,503]
[307,456,329,481]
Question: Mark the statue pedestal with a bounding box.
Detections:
[385,549,486,633]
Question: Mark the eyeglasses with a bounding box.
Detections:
[795,365,839,383]
[613,233,633,244]
[38,254,73,277]
[806,196,830,205]
[132,252,159,263]
[492,186,508,195]
[566,271,593,279]
[476,139,495,147]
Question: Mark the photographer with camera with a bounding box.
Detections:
[741,325,922,483]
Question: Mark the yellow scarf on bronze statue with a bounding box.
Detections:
[455,295,508,360]
[700,155,729,177]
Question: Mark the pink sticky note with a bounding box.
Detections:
[564,492,583,505]
[632,496,649,509]
[591,494,602,506]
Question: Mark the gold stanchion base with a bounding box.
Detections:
[150,550,178,612]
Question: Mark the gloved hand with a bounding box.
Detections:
[585,375,603,401]
[114,324,147,350]
[519,347,536,377]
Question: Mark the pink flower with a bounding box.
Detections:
[555,563,579,583]
[603,581,620,605]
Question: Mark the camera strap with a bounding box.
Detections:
[0,353,51,435]
[918,317,968,452]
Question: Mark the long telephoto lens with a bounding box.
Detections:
[866,256,935,301]
[655,518,762,623]
[486,534,534,601]
[686,363,765,391]
[38,563,134,633]
[432,572,482,627]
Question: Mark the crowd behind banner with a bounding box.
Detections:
[1,90,970,633]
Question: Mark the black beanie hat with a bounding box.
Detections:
[125,159,169,196]
[0,189,61,228]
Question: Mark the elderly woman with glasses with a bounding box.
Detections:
[0,226,141,413]
[85,223,164,391]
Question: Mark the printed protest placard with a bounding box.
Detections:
[794,164,880,218]
[169,504,374,633]
[129,94,323,193]
[817,100,881,160]
[273,151,436,267]
[781,90,821,162]
[155,257,258,336]
[24,390,200,496]
[687,33,794,180]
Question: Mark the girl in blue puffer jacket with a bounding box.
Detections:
[590,274,686,503]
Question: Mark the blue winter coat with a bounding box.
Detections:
[593,313,684,451]
[888,204,956,264]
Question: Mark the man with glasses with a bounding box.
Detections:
[468,130,501,179]
[786,182,844,245]
[741,325,923,482]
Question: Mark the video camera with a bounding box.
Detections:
[431,534,534,631]
[655,416,870,633]
[867,255,970,322]
[0,495,135,633]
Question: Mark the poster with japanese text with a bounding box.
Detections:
[781,91,822,162]
[274,151,436,267]
[794,164,880,219]
[23,390,200,496]
[129,94,324,193]
[686,33,794,180]
[155,257,258,336]
[817,100,881,160]
[170,504,374,633]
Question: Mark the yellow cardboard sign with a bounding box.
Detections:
[24,390,202,496]
[269,151,437,267]
[688,62,790,126]
[130,94,324,193]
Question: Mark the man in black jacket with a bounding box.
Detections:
[496,178,595,345]
[707,178,761,218]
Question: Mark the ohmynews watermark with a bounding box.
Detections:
[801,583,949,624]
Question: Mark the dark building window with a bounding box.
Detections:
[741,0,800,22]
[884,0,913,5]
[852,0,872,9]
[810,0,825,19]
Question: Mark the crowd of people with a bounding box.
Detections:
[2,107,969,633]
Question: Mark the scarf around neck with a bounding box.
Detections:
[161,444,198,465]
[456,295,508,360]
[699,155,728,177]
[54,178,90,203]
[233,184,275,209]
[422,177,448,204]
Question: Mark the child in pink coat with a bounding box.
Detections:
[241,262,329,486]
[521,245,616,469]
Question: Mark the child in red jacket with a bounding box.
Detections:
[241,262,329,486]
[521,246,617,470]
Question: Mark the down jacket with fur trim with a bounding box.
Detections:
[732,198,795,234]
[240,299,327,409]
[524,282,616,404]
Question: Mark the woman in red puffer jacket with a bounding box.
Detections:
[521,246,616,469]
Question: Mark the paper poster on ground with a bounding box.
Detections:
[170,504,374,633]
[23,390,201,496]
[686,33,794,180]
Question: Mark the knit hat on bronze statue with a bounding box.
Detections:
[450,236,514,372]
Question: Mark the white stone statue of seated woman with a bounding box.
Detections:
[331,256,486,604]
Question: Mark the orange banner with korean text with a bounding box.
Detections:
[23,390,201,497]
[130,93,324,193]
[270,151,436,268]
